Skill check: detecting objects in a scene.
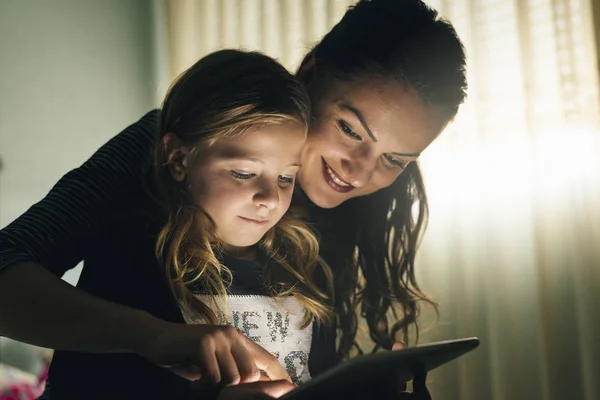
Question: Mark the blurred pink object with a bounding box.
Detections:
[0,364,48,400]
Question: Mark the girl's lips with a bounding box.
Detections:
[239,217,270,225]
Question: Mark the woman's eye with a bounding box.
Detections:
[230,171,255,180]
[338,120,362,141]
[278,175,294,185]
[384,154,408,169]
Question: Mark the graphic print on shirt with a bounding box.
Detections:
[181,295,313,384]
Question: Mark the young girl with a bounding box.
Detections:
[153,48,334,387]
[8,49,333,399]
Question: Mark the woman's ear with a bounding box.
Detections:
[163,132,191,182]
[296,50,316,86]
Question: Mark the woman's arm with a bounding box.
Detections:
[0,110,159,349]
[0,261,154,352]
[0,262,288,385]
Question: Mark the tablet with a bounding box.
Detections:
[281,337,480,400]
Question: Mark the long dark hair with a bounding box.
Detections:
[307,0,468,360]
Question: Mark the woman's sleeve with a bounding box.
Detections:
[0,110,160,277]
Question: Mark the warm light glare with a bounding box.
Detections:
[421,125,599,213]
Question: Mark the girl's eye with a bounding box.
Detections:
[230,171,255,180]
[338,120,362,141]
[278,175,294,185]
[383,154,408,169]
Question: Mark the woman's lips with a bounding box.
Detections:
[321,157,354,193]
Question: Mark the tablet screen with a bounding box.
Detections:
[282,337,480,400]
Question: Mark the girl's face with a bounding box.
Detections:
[186,121,306,254]
[299,76,448,209]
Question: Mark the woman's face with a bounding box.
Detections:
[298,75,447,209]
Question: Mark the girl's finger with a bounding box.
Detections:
[244,337,290,382]
[231,341,261,383]
[216,347,242,386]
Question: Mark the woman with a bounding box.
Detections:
[0,0,466,398]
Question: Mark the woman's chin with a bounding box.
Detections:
[304,187,347,209]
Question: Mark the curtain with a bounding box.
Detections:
[160,1,600,399]
[415,1,600,399]
[163,0,356,78]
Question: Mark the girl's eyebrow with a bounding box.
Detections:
[220,156,301,168]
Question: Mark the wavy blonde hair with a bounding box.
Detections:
[153,50,334,327]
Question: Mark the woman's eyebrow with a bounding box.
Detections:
[338,102,421,158]
[338,102,377,143]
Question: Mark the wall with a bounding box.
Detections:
[0,0,162,372]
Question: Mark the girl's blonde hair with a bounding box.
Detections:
[153,49,333,327]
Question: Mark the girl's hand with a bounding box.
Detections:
[135,318,289,388]
[217,380,296,400]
